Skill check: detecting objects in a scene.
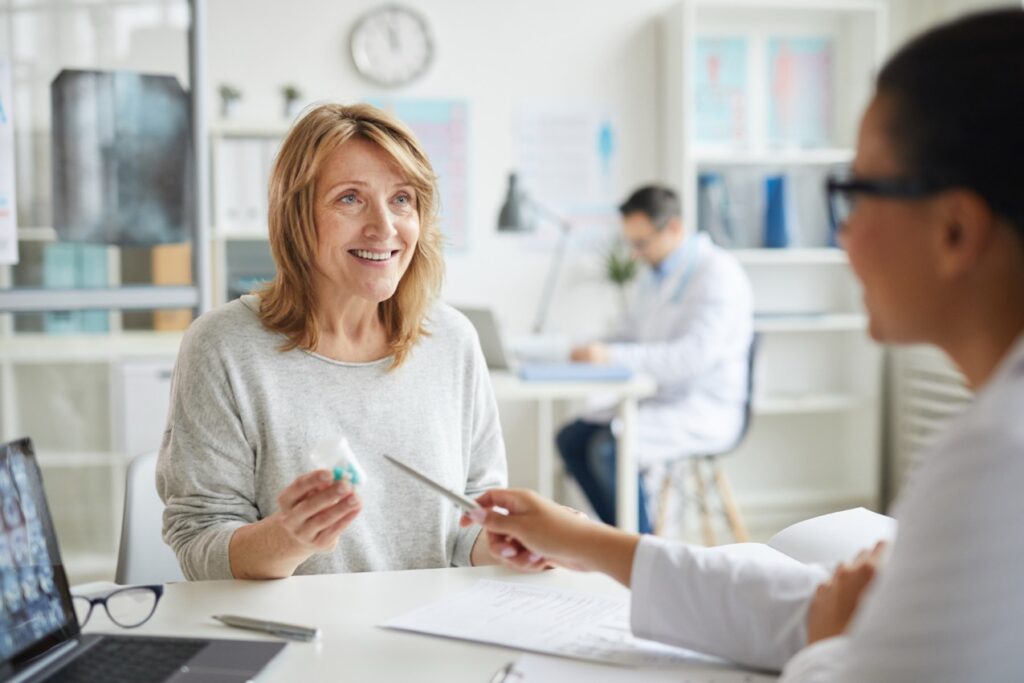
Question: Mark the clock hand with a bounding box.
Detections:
[387,15,400,51]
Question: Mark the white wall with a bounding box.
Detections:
[889,0,1021,45]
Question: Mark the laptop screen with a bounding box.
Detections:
[454,306,512,370]
[0,438,80,676]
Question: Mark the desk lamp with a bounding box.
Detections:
[496,172,572,334]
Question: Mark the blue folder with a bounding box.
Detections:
[517,362,633,382]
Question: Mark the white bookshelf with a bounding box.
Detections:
[208,121,287,307]
[0,123,283,583]
[0,332,184,583]
[0,119,284,582]
[660,0,888,537]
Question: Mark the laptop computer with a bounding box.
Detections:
[0,437,285,683]
[456,307,632,381]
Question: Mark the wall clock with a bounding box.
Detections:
[349,5,434,87]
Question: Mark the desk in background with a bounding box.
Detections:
[85,566,773,682]
[489,371,657,533]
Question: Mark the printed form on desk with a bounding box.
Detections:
[382,580,774,680]
[505,654,776,682]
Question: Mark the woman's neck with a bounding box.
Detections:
[312,293,390,362]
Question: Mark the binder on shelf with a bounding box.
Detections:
[237,138,265,232]
[214,136,276,237]
[78,244,111,332]
[152,242,193,331]
[42,243,112,334]
[697,172,735,248]
[763,175,792,248]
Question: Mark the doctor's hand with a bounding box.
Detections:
[806,542,887,644]
[570,344,610,364]
[461,489,635,580]
[462,495,590,573]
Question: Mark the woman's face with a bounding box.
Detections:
[312,137,420,306]
[840,96,947,344]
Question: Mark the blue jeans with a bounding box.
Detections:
[556,419,652,533]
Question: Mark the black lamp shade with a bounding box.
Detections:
[497,173,531,231]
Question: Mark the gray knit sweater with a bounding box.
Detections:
[156,295,506,580]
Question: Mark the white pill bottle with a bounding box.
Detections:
[308,435,367,485]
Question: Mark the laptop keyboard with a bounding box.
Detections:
[48,635,209,683]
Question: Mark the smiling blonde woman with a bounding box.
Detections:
[157,103,507,580]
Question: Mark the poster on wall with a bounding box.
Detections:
[513,104,620,249]
[371,99,469,251]
[694,37,748,147]
[0,56,18,265]
[766,37,833,148]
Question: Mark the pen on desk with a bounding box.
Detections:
[212,614,321,642]
[489,660,518,683]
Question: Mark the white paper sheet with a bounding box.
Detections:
[503,654,777,682]
[767,507,896,565]
[382,579,726,667]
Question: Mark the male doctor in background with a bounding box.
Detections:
[558,185,754,532]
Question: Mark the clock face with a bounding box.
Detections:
[349,6,434,87]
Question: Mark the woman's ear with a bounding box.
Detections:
[933,189,995,279]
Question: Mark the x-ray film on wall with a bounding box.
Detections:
[51,70,192,246]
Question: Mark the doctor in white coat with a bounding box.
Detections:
[468,8,1024,681]
[558,185,753,532]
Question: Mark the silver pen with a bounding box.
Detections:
[382,453,482,512]
[212,614,321,642]
[489,660,520,683]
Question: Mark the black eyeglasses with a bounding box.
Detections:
[72,585,164,629]
[826,174,952,232]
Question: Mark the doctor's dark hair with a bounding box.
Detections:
[618,185,681,231]
[876,7,1024,235]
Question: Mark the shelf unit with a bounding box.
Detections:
[209,122,287,308]
[0,332,184,583]
[0,122,283,584]
[0,120,282,583]
[660,0,888,536]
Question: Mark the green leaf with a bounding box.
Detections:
[605,243,638,285]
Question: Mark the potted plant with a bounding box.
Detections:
[218,84,242,119]
[605,239,638,314]
[281,84,303,119]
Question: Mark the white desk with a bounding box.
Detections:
[85,566,773,682]
[489,371,657,532]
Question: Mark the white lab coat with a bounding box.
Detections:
[587,233,754,466]
[630,332,1024,680]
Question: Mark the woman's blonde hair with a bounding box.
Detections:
[258,102,445,369]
